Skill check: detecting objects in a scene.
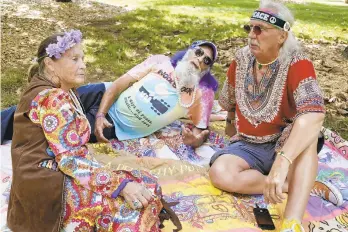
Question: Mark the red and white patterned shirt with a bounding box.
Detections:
[219,47,325,151]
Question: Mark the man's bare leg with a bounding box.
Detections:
[284,141,318,221]
[209,155,288,194]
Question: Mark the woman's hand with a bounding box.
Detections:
[94,116,113,143]
[120,182,154,210]
[263,157,290,204]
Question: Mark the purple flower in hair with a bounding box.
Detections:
[57,35,72,50]
[45,29,83,59]
[70,30,82,43]
[46,43,63,59]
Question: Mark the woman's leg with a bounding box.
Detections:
[96,170,163,232]
[97,196,162,232]
[60,177,102,232]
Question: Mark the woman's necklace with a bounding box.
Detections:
[68,89,84,115]
[256,56,278,70]
[174,76,197,108]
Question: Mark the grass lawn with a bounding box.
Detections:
[2,0,348,138]
[80,0,347,83]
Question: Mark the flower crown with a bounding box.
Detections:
[45,29,82,59]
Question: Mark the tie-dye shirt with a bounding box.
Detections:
[108,55,215,141]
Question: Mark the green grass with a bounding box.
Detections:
[324,113,348,140]
[153,0,348,42]
[1,68,27,107]
[81,7,237,82]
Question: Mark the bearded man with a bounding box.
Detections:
[94,41,218,147]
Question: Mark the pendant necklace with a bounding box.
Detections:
[256,56,278,70]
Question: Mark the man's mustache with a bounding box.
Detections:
[248,39,259,46]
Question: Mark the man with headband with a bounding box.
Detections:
[209,1,343,231]
[93,40,218,148]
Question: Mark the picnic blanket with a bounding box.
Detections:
[1,122,347,231]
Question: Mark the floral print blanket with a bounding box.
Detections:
[1,123,347,231]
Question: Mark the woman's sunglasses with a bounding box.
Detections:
[194,47,213,66]
[243,24,276,36]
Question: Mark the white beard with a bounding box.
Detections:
[174,50,201,87]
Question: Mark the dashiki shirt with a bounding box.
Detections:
[219,46,325,151]
[108,55,215,140]
[29,88,162,232]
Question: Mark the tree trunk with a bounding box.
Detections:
[345,0,348,4]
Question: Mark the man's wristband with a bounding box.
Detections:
[226,118,235,124]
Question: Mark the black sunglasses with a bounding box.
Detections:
[243,24,276,36]
[194,47,213,66]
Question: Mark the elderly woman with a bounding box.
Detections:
[209,1,343,232]
[7,30,163,232]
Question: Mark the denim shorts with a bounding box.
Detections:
[209,140,276,175]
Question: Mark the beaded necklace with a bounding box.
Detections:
[69,89,85,116]
[256,56,278,70]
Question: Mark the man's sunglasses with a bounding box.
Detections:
[194,47,213,66]
[243,24,276,36]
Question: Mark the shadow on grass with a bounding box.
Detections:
[1,68,27,108]
[81,7,242,81]
[324,114,348,140]
[155,0,348,28]
[154,0,348,42]
[155,0,259,10]
[287,2,348,28]
[2,7,242,109]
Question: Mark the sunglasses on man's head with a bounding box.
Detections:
[194,47,213,66]
[243,24,276,36]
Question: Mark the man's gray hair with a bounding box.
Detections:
[260,0,301,61]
